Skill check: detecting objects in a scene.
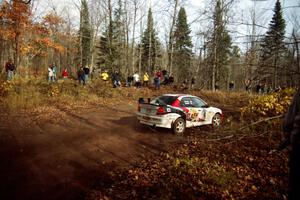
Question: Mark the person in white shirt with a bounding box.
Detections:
[48,67,53,82]
[133,72,141,88]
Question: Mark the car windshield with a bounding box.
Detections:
[152,96,177,106]
[191,97,207,107]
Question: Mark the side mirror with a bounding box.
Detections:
[201,104,209,108]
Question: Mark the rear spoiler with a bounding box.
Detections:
[138,97,186,119]
[138,97,151,104]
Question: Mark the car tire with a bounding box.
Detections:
[173,118,186,136]
[212,113,222,127]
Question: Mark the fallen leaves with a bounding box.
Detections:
[87,131,289,200]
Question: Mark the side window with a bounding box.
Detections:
[191,97,206,107]
[180,97,192,107]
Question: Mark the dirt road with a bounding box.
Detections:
[0,104,186,200]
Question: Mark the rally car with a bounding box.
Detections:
[137,94,223,135]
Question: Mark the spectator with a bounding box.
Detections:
[62,68,68,79]
[215,84,219,91]
[260,83,265,94]
[77,67,85,84]
[191,77,196,89]
[155,69,162,81]
[275,86,282,92]
[112,71,121,88]
[101,70,109,82]
[163,73,169,85]
[143,72,149,87]
[83,66,90,85]
[133,71,141,88]
[182,79,188,89]
[256,83,262,94]
[268,86,273,94]
[229,81,234,91]
[5,58,15,81]
[245,79,251,92]
[126,75,133,87]
[276,87,300,200]
[52,63,57,81]
[169,74,174,85]
[48,66,54,82]
[154,76,160,90]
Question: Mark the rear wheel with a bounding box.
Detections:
[173,118,186,136]
[212,113,222,127]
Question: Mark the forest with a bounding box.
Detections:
[0,0,299,89]
[0,0,300,200]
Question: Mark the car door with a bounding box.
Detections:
[190,97,207,123]
[180,97,199,125]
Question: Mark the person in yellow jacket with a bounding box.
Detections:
[101,70,109,82]
[143,72,149,87]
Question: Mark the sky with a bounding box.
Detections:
[187,0,300,50]
[28,0,300,51]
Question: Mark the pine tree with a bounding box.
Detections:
[112,0,126,71]
[141,8,160,74]
[259,0,286,88]
[173,7,193,82]
[97,0,114,71]
[206,0,231,90]
[97,0,126,72]
[79,0,91,67]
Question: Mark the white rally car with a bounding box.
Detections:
[137,94,223,135]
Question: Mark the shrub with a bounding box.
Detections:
[241,88,295,120]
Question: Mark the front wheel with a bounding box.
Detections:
[212,113,222,127]
[173,118,186,136]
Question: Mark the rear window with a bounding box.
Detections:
[152,96,177,105]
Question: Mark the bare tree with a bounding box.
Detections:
[167,0,179,75]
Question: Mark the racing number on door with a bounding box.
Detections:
[181,97,198,121]
[189,108,199,122]
[191,97,207,122]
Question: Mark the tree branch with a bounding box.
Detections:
[239,115,284,131]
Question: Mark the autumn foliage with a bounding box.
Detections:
[241,89,295,119]
[0,1,76,73]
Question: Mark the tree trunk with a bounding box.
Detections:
[148,26,152,73]
[14,31,20,70]
[212,32,216,91]
[138,14,143,75]
[167,0,178,75]
[124,0,130,76]
[292,30,300,86]
[131,0,138,75]
[108,0,113,69]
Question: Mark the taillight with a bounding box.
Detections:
[157,107,166,115]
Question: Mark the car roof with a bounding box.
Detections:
[162,94,195,98]
[159,94,208,105]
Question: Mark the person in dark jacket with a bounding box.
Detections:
[83,66,90,85]
[5,58,15,81]
[77,67,85,84]
[277,87,300,200]
[112,71,121,88]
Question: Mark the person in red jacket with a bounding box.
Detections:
[155,69,162,81]
[62,68,68,79]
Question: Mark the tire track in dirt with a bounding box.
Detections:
[0,104,186,200]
